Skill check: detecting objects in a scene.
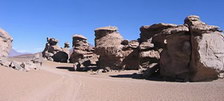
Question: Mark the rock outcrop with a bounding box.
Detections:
[0,29,41,71]
[139,24,172,78]
[121,40,140,70]
[42,37,69,62]
[159,25,191,81]
[0,29,13,57]
[94,26,140,70]
[94,26,124,70]
[141,15,224,81]
[70,34,98,71]
[186,15,224,81]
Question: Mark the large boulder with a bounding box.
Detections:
[94,26,124,70]
[0,29,13,57]
[186,15,224,81]
[141,15,224,81]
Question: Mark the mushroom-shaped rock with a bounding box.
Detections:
[94,26,125,69]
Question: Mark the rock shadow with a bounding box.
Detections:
[56,66,75,71]
[110,73,187,82]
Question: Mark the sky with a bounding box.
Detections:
[0,0,224,53]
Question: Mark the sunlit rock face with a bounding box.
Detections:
[94,26,124,70]
[94,26,140,70]
[0,29,13,57]
[185,15,224,81]
[141,15,224,81]
[69,34,99,71]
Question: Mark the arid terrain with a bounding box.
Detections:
[1,15,224,101]
[0,57,224,101]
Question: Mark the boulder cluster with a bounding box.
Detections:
[42,37,70,62]
[0,29,42,71]
[139,15,224,81]
[40,15,224,81]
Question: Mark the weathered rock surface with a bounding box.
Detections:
[94,26,124,70]
[141,15,224,81]
[0,29,13,57]
[121,40,140,70]
[42,37,69,62]
[159,25,191,81]
[138,23,173,78]
[186,15,224,81]
[94,26,140,70]
[0,53,42,72]
[70,34,98,71]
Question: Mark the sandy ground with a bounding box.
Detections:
[0,59,224,101]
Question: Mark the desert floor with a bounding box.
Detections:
[0,58,224,101]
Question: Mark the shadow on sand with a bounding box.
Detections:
[110,73,189,82]
[109,73,165,81]
[56,67,186,82]
[56,67,75,71]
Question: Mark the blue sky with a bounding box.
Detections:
[0,0,224,53]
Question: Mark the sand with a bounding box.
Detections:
[0,60,224,101]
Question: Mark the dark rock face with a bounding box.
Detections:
[121,40,140,70]
[42,37,69,62]
[0,29,13,57]
[139,23,173,78]
[53,51,69,62]
[159,26,191,81]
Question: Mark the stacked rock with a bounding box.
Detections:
[94,26,140,70]
[42,37,69,62]
[70,34,98,71]
[94,26,125,70]
[138,23,175,78]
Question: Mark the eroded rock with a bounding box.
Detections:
[94,26,124,70]
[70,34,99,71]
[140,15,224,82]
[0,29,13,57]
[186,15,224,81]
[42,37,69,62]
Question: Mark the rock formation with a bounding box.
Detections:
[121,40,140,70]
[186,15,224,81]
[138,24,171,78]
[94,26,140,70]
[70,34,98,71]
[94,26,124,70]
[141,15,224,81]
[0,29,13,57]
[0,28,41,71]
[42,37,69,62]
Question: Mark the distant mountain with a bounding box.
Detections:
[8,49,31,57]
